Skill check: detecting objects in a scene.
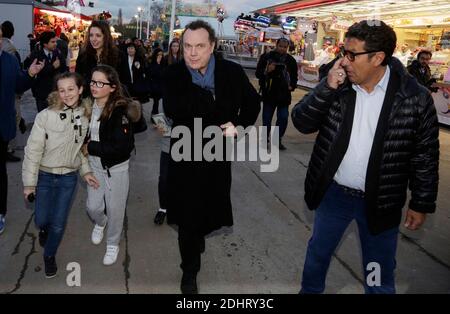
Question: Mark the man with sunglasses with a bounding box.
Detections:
[291,20,439,294]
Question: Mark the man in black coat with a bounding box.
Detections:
[162,20,260,294]
[256,38,298,150]
[407,50,438,93]
[26,31,68,112]
[291,20,439,294]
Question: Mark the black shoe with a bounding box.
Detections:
[39,229,48,248]
[6,152,21,162]
[180,272,198,294]
[279,142,287,151]
[200,239,205,254]
[19,118,27,134]
[44,256,57,278]
[154,211,166,225]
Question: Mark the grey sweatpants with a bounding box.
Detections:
[86,168,129,246]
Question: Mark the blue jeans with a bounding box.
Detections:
[301,182,399,294]
[35,171,78,257]
[262,102,289,140]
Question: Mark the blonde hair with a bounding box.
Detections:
[48,72,85,111]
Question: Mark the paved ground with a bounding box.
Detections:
[0,70,449,294]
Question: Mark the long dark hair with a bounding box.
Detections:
[91,65,128,121]
[167,39,181,65]
[151,48,164,64]
[85,20,119,67]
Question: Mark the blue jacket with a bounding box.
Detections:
[0,51,33,141]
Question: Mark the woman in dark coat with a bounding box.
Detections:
[75,20,122,96]
[120,42,149,103]
[148,48,165,116]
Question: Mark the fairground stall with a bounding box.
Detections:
[254,0,450,125]
[226,14,292,68]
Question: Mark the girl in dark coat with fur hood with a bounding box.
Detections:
[82,65,141,266]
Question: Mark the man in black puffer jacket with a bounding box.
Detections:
[291,20,439,294]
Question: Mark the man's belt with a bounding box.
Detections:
[333,180,365,198]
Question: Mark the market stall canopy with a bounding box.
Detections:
[253,0,450,21]
[55,5,103,17]
[35,1,72,14]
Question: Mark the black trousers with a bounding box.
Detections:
[178,227,205,274]
[0,140,8,216]
[151,97,161,115]
[158,151,170,209]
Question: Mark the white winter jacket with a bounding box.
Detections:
[22,96,92,187]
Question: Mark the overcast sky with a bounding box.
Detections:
[91,0,286,35]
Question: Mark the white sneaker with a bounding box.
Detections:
[91,223,106,245]
[103,245,119,266]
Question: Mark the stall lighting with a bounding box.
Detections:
[39,9,74,19]
[261,0,450,21]
[274,0,350,14]
[352,4,450,18]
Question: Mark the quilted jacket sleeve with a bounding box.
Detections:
[408,91,439,213]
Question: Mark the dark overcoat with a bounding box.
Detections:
[162,56,261,235]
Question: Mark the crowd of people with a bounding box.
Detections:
[0,18,440,295]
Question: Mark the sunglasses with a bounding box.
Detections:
[339,49,381,62]
[90,80,112,88]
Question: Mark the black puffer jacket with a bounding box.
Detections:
[291,57,439,235]
[87,100,141,170]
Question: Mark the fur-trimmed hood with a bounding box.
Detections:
[1,38,17,55]
[82,97,141,123]
[125,99,142,123]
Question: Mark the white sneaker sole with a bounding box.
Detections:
[45,273,57,279]
[103,255,118,266]
[103,248,119,266]
[103,259,117,266]
[92,237,103,245]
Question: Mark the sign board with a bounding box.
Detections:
[164,0,223,18]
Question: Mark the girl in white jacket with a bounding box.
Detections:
[22,72,99,279]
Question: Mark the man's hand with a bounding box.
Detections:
[83,173,100,189]
[404,209,427,231]
[266,62,276,73]
[23,187,36,200]
[220,122,238,137]
[155,123,167,136]
[327,58,347,90]
[28,59,45,77]
[52,59,60,69]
